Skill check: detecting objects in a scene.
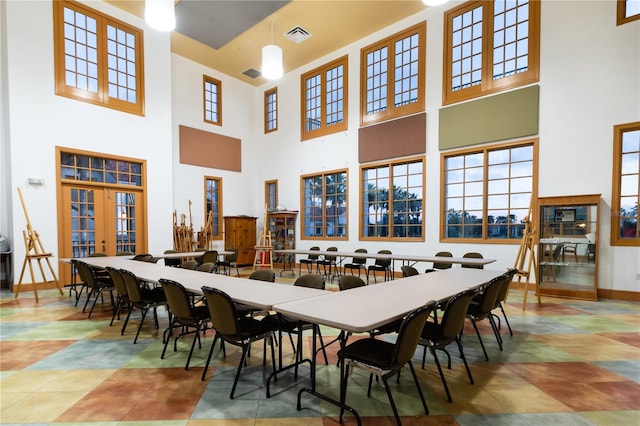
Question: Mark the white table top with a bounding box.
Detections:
[274,249,495,267]
[273,268,506,333]
[151,250,233,259]
[75,256,327,311]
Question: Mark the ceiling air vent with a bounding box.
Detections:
[284,26,312,44]
[242,68,261,79]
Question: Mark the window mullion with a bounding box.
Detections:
[481,2,493,93]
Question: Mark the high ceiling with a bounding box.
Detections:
[106,1,428,86]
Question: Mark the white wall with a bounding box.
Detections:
[4,0,174,277]
[170,55,257,243]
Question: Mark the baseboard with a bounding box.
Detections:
[509,280,640,302]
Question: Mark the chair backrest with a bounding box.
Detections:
[294,274,325,289]
[552,243,565,261]
[375,250,392,267]
[159,279,195,321]
[248,269,276,282]
[106,266,128,298]
[180,260,198,270]
[75,260,97,288]
[494,269,518,306]
[202,286,240,338]
[339,275,366,291]
[461,252,484,269]
[200,250,219,264]
[197,262,217,273]
[324,246,338,261]
[163,250,182,267]
[351,248,368,265]
[88,252,107,257]
[116,251,133,256]
[439,289,477,338]
[391,301,436,368]
[307,246,320,260]
[224,247,238,263]
[120,269,144,304]
[132,253,152,261]
[474,276,504,314]
[401,265,420,277]
[433,251,453,270]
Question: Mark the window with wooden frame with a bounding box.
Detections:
[204,176,223,239]
[264,87,278,133]
[442,140,537,242]
[360,22,426,127]
[301,170,348,239]
[611,122,640,246]
[53,0,145,115]
[443,0,540,106]
[301,56,348,141]
[618,0,640,25]
[203,75,222,126]
[361,157,425,240]
[265,180,278,212]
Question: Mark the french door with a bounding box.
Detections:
[58,185,145,283]
[56,147,148,283]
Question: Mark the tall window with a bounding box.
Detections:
[53,0,145,115]
[301,56,348,141]
[361,157,424,240]
[611,122,640,245]
[265,180,278,211]
[204,75,222,125]
[618,0,640,24]
[204,176,223,238]
[264,87,278,133]
[443,0,540,105]
[442,141,536,241]
[360,22,425,126]
[301,170,348,239]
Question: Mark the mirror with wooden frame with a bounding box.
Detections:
[537,194,600,300]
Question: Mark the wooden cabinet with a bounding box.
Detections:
[224,216,257,266]
[268,211,297,267]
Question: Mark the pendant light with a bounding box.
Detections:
[261,18,283,80]
[422,0,450,6]
[145,0,176,31]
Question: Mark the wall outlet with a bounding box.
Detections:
[636,273,640,280]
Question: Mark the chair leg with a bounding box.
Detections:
[455,336,474,385]
[488,314,503,350]
[185,322,202,370]
[133,307,148,344]
[408,361,429,415]
[381,374,401,425]
[201,333,220,381]
[122,306,134,336]
[429,346,452,403]
[161,319,175,359]
[230,342,250,399]
[499,302,513,336]
[470,319,490,361]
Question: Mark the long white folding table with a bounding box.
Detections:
[75,256,327,311]
[275,248,495,277]
[272,267,507,424]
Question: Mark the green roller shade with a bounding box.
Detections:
[439,85,539,150]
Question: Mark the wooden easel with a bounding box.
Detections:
[510,201,540,311]
[253,205,273,270]
[14,187,63,302]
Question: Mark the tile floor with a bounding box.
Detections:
[1,271,639,425]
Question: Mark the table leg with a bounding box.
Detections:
[296,325,361,425]
[266,318,312,398]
